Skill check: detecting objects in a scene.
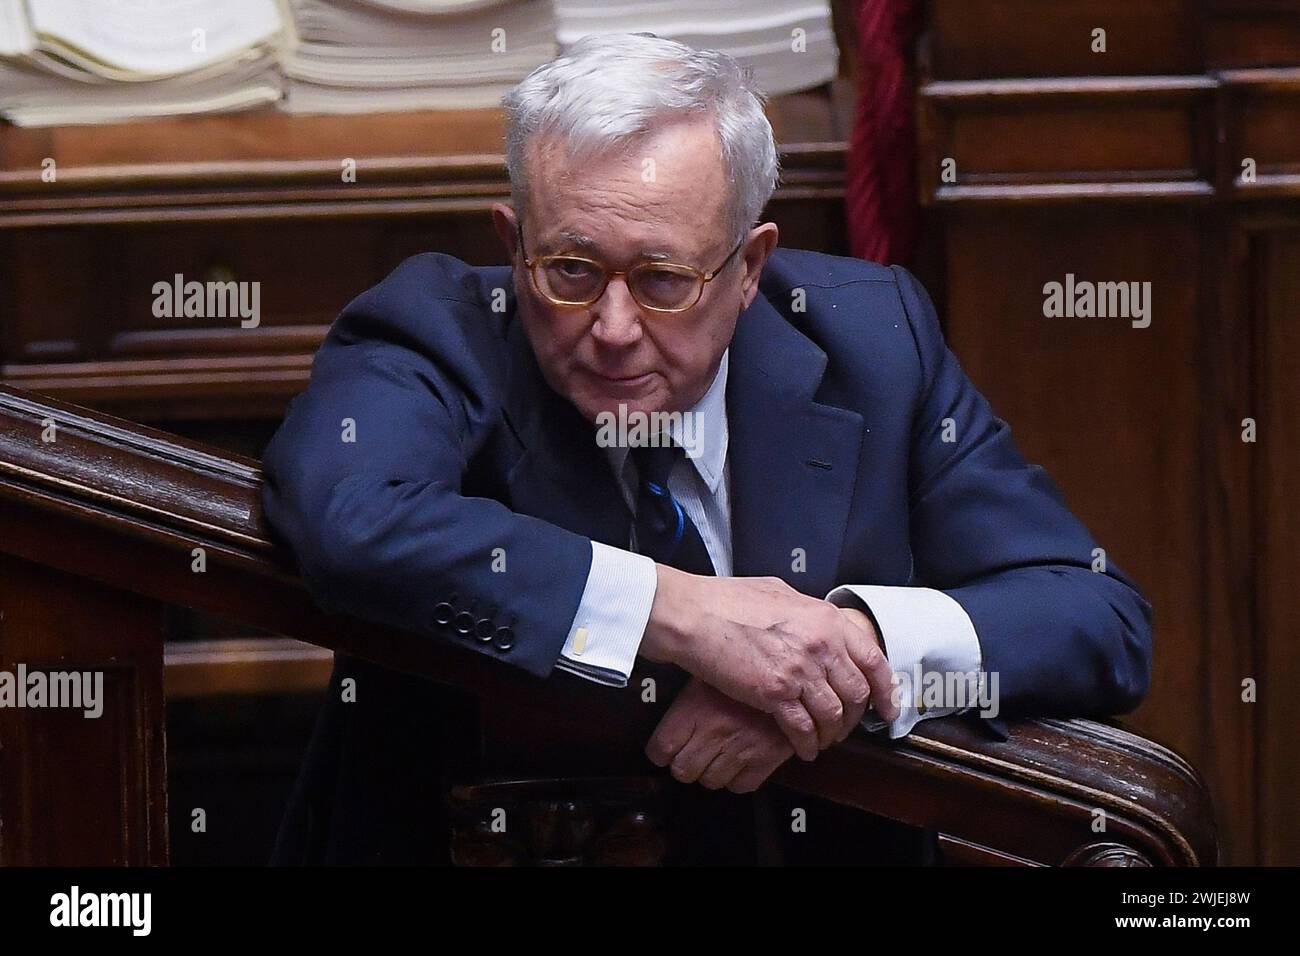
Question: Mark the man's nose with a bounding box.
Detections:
[589,277,644,347]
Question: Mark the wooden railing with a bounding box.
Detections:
[0,383,1218,866]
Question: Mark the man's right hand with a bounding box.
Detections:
[639,566,899,761]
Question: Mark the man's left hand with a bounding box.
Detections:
[645,677,796,793]
[645,605,890,792]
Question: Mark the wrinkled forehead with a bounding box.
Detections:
[521,121,734,259]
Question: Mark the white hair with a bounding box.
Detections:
[502,33,781,247]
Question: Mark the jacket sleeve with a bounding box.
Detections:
[892,264,1153,719]
[259,260,593,679]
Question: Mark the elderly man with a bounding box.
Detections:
[261,33,1152,865]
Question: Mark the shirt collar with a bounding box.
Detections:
[602,349,730,495]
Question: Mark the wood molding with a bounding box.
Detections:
[920,71,1300,204]
[0,89,853,229]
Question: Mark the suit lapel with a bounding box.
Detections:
[726,294,864,597]
[502,317,632,549]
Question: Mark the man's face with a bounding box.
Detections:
[493,115,776,424]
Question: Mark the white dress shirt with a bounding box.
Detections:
[553,349,983,738]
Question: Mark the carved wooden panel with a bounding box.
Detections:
[0,553,168,865]
[1256,226,1300,866]
[919,0,1300,865]
[1207,0,1300,67]
[927,0,1203,79]
[939,207,1206,778]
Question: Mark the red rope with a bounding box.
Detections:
[845,0,922,266]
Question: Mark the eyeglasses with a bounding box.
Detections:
[516,228,744,313]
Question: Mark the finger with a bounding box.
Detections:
[773,701,819,761]
[698,749,744,791]
[799,679,847,750]
[728,748,794,793]
[822,646,871,718]
[835,695,869,743]
[842,624,900,723]
[645,711,696,767]
[823,657,871,734]
[727,769,765,794]
[669,732,719,784]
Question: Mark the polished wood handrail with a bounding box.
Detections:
[0,383,1219,865]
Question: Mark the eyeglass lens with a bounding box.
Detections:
[538,258,701,310]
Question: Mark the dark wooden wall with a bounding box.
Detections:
[917,0,1300,865]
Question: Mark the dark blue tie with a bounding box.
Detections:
[626,445,771,862]
[627,444,716,577]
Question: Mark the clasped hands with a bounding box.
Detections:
[638,568,899,794]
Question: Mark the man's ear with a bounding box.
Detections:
[739,222,779,309]
[491,202,520,261]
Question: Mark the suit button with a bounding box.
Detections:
[492,626,515,651]
[433,602,455,626]
[454,611,476,636]
[475,618,495,642]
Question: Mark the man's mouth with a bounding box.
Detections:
[590,369,655,387]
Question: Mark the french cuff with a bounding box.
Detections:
[825,584,984,740]
[555,541,657,688]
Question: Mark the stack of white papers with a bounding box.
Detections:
[281,0,558,114]
[0,0,837,127]
[0,0,285,126]
[554,0,839,97]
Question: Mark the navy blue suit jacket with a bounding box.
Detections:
[260,247,1152,863]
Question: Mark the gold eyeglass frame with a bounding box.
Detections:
[516,227,745,313]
